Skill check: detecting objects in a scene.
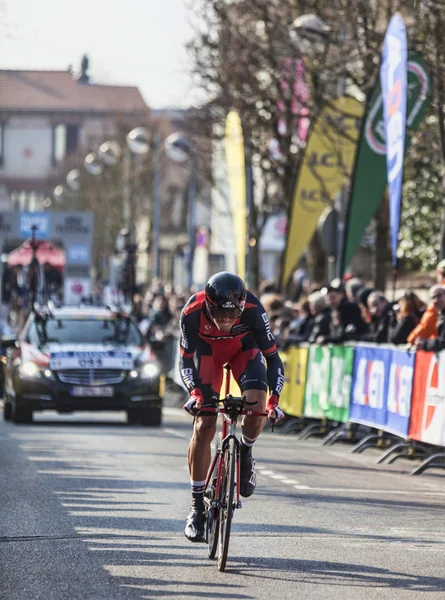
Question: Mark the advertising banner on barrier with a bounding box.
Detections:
[349,344,391,428]
[303,345,330,419]
[409,350,445,446]
[324,346,354,423]
[386,348,415,437]
[279,346,308,417]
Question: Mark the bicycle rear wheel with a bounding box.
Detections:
[206,436,221,559]
[218,436,236,571]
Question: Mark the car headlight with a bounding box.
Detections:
[19,361,41,379]
[140,363,159,379]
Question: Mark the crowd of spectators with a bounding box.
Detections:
[126,259,445,367]
[257,263,445,351]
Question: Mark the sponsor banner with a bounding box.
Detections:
[380,13,408,266]
[50,350,133,370]
[67,244,90,264]
[349,344,391,428]
[19,212,50,239]
[0,213,18,238]
[386,347,415,437]
[65,264,91,278]
[281,97,363,287]
[51,211,94,242]
[64,276,91,306]
[225,111,246,280]
[279,346,308,418]
[303,345,330,419]
[341,52,431,272]
[409,350,445,446]
[324,345,354,423]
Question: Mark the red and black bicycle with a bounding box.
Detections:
[202,364,268,572]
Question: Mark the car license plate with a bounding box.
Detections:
[71,386,114,397]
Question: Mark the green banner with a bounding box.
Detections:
[341,52,431,273]
[323,346,354,423]
[303,345,354,422]
[303,345,330,419]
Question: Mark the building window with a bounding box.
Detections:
[52,124,79,165]
[52,124,66,164]
[66,125,79,154]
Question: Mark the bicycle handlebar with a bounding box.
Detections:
[198,406,268,417]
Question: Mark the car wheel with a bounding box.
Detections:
[3,400,12,421]
[140,406,162,427]
[12,399,33,424]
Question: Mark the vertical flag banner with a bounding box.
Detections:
[225,111,246,280]
[380,13,408,267]
[281,97,363,288]
[341,52,431,273]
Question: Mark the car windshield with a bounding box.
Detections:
[26,317,144,346]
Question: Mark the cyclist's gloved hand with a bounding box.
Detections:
[266,394,285,423]
[183,388,204,416]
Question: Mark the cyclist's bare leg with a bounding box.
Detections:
[238,389,266,498]
[241,389,267,440]
[185,415,217,541]
[187,415,218,481]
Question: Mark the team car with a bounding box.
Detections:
[2,305,164,425]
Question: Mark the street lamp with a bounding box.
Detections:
[164,133,197,290]
[53,184,65,204]
[66,168,81,192]
[84,152,103,176]
[289,13,331,59]
[99,140,122,166]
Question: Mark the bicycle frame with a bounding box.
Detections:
[203,365,267,510]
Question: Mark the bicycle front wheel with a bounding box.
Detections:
[218,436,236,572]
[206,435,221,559]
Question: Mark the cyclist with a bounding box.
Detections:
[180,271,285,542]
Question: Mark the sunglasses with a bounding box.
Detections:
[209,306,243,320]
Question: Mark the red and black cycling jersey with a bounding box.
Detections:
[179,290,284,397]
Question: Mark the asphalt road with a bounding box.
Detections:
[1,402,445,600]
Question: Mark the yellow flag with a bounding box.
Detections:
[281,97,364,288]
[225,111,246,280]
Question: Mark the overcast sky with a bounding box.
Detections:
[0,0,200,109]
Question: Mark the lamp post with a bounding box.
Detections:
[164,133,196,290]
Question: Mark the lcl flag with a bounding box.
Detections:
[380,14,408,267]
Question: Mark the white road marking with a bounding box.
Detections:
[161,428,187,439]
[294,485,311,490]
[293,487,445,496]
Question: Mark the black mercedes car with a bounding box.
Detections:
[2,306,164,425]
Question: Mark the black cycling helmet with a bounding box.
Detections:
[205,271,247,320]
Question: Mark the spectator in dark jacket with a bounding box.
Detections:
[317,279,368,344]
[361,291,397,344]
[391,291,426,345]
[287,300,314,344]
[308,291,331,343]
[357,286,374,324]
[415,285,445,352]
